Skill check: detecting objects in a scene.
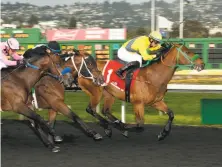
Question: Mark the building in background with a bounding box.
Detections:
[156,15,174,38]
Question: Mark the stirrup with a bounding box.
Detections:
[116,70,125,79]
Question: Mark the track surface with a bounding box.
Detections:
[1,119,222,167]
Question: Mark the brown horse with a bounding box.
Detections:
[26,49,107,143]
[1,46,63,152]
[80,43,205,140]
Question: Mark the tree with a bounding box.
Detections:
[68,16,77,28]
[2,17,11,24]
[103,1,110,11]
[170,20,209,38]
[210,32,222,37]
[136,27,147,36]
[28,14,39,25]
[127,29,137,39]
[11,15,24,28]
[12,15,23,23]
[127,27,149,39]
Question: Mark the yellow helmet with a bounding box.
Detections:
[149,31,162,42]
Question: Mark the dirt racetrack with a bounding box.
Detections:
[1,119,222,167]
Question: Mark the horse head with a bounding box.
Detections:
[60,49,106,87]
[159,43,205,71]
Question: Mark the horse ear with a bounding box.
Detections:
[73,48,80,55]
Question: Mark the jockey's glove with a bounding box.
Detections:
[142,54,155,61]
[152,55,157,58]
[17,59,26,66]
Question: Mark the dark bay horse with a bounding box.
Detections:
[1,46,63,152]
[26,49,107,143]
[80,43,205,140]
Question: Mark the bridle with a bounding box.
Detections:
[160,44,200,69]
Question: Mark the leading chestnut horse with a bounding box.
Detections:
[81,43,205,140]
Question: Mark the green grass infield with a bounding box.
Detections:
[1,91,222,126]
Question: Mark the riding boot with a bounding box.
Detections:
[116,61,140,79]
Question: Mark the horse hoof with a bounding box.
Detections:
[136,126,145,133]
[93,133,103,141]
[51,146,60,153]
[104,128,112,138]
[30,121,35,128]
[158,134,164,141]
[157,132,167,141]
[122,130,129,138]
[54,136,63,143]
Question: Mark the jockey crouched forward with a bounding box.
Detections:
[115,31,163,79]
[33,41,71,76]
[43,41,76,83]
[0,38,24,70]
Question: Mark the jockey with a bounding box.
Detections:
[33,41,61,55]
[47,40,62,55]
[0,38,24,70]
[33,41,72,75]
[47,41,72,75]
[115,31,163,79]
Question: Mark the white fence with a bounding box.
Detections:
[167,84,222,93]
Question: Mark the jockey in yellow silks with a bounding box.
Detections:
[116,31,163,79]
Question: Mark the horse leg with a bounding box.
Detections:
[151,100,174,141]
[80,85,113,138]
[78,78,112,137]
[25,96,58,149]
[130,103,145,132]
[26,95,62,146]
[15,103,59,152]
[101,90,128,137]
[86,104,113,138]
[48,109,63,143]
[52,100,103,141]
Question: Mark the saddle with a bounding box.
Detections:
[114,58,143,102]
[113,52,162,102]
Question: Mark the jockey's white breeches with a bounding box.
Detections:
[117,47,142,67]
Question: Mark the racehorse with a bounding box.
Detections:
[26,49,107,144]
[81,43,205,140]
[1,46,63,152]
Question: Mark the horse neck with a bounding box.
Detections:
[142,48,178,87]
[18,67,42,91]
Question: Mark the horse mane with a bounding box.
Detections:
[23,45,48,59]
[142,43,173,67]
